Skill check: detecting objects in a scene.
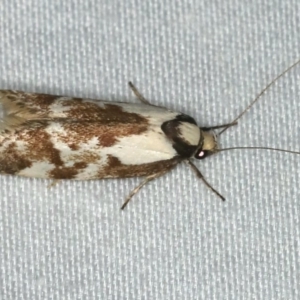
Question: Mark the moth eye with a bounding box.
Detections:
[195,150,207,160]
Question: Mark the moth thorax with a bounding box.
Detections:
[202,130,218,152]
[177,122,201,146]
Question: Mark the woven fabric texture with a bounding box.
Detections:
[0,1,300,299]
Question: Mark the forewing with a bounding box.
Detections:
[0,91,183,179]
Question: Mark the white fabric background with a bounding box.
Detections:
[0,1,300,299]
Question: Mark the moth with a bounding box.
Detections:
[0,60,299,209]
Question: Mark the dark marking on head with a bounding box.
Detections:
[161,118,199,158]
[171,138,198,158]
[175,114,197,125]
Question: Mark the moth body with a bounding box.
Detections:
[0,60,300,209]
[0,89,216,186]
[1,59,300,208]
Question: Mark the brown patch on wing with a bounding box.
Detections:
[0,90,60,115]
[20,125,64,166]
[22,93,60,110]
[0,123,64,176]
[18,125,88,179]
[0,122,94,179]
[1,92,150,148]
[69,152,101,164]
[0,142,32,174]
[68,143,80,151]
[98,155,181,178]
[0,91,65,131]
[49,161,88,179]
[62,102,147,122]
[59,104,149,147]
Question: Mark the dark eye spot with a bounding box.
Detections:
[195,149,208,160]
[198,151,205,158]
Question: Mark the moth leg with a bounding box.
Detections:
[185,160,225,201]
[201,122,238,131]
[128,81,152,105]
[121,168,173,210]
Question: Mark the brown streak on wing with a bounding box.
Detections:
[60,104,149,147]
[98,155,181,178]
[20,126,63,166]
[0,124,64,176]
[0,124,92,179]
[49,162,88,179]
[0,91,63,131]
[20,93,61,110]
[0,142,32,174]
[69,152,101,164]
[0,90,60,115]
[15,125,90,179]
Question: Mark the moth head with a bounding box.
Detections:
[161,115,218,159]
[194,130,218,160]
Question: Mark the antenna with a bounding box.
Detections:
[219,58,300,135]
[193,59,300,202]
[218,147,300,156]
